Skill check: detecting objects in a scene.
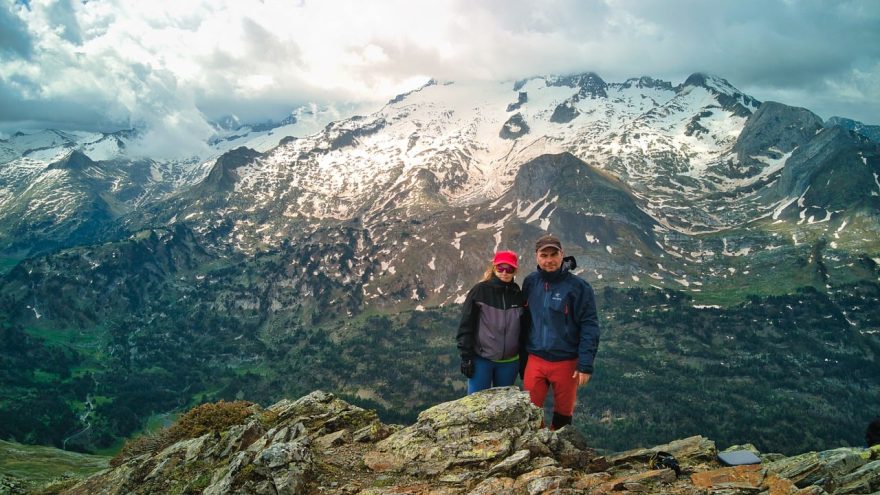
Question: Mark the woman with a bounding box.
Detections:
[456,250,529,394]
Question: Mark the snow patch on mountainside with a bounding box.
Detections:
[8,72,828,257]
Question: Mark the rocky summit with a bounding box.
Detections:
[44,388,880,495]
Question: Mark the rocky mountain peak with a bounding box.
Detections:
[773,124,880,211]
[618,76,674,91]
[547,72,608,99]
[682,72,733,92]
[681,72,759,117]
[55,388,880,495]
[46,150,96,171]
[200,146,263,191]
[826,116,880,143]
[387,78,438,105]
[733,101,824,162]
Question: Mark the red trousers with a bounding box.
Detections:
[523,354,579,416]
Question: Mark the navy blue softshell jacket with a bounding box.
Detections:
[521,264,600,373]
[456,275,528,361]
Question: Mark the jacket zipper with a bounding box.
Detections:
[502,288,507,359]
[542,281,550,348]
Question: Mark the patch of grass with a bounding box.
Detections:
[23,325,109,354]
[230,362,271,377]
[91,438,126,457]
[30,477,81,495]
[143,412,178,432]
[0,439,108,483]
[190,386,226,404]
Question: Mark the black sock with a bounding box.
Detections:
[551,412,572,429]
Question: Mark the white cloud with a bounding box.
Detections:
[0,0,878,144]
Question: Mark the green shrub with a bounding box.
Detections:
[111,400,257,467]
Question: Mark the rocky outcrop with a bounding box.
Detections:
[765,447,880,494]
[60,391,387,495]
[617,76,674,91]
[681,72,759,117]
[550,100,579,124]
[506,91,528,112]
[499,113,530,139]
[826,117,880,143]
[46,150,98,171]
[733,101,824,162]
[547,72,608,99]
[362,386,600,477]
[55,388,880,495]
[772,125,880,212]
[200,146,262,192]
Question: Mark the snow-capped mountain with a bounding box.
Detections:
[74,71,870,311]
[1,72,878,307]
[162,71,864,241]
[0,104,361,257]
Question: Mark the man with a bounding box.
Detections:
[521,233,600,430]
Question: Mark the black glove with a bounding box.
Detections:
[460,358,474,378]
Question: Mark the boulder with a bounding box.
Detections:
[363,387,542,475]
[607,435,717,467]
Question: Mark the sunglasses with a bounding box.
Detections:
[495,264,516,274]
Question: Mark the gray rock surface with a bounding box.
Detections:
[51,390,880,495]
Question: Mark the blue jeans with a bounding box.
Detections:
[467,355,519,394]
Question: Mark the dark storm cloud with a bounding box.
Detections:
[625,0,880,86]
[435,0,880,122]
[0,78,111,131]
[0,2,33,58]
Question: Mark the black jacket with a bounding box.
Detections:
[456,274,529,361]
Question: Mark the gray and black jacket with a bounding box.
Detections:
[456,274,529,361]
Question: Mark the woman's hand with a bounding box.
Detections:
[461,358,475,378]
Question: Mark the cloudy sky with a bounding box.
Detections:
[1,0,879,148]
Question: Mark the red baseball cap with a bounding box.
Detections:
[492,250,519,268]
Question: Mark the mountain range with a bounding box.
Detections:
[0,72,878,458]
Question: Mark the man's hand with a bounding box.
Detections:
[572,371,592,386]
[461,358,475,378]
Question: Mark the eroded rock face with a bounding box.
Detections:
[765,445,880,494]
[61,391,386,495]
[364,387,543,475]
[56,389,880,495]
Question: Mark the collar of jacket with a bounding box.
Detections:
[489,273,518,288]
[537,265,567,283]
